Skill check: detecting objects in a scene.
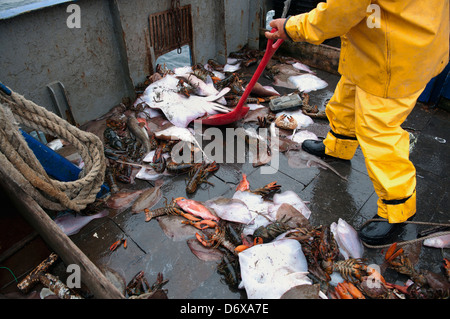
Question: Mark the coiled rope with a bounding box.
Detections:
[0,87,105,212]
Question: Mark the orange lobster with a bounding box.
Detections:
[236,173,250,191]
[334,281,365,299]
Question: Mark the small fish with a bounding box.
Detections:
[423,233,450,248]
[127,115,152,154]
[175,198,220,221]
[158,215,199,241]
[232,191,273,236]
[330,218,364,259]
[274,203,310,229]
[106,189,147,211]
[223,62,241,73]
[249,82,280,97]
[288,130,319,145]
[273,74,297,89]
[155,126,211,162]
[281,284,321,299]
[204,197,252,224]
[139,75,229,128]
[292,62,315,74]
[177,74,228,103]
[155,126,197,144]
[131,180,163,213]
[187,238,224,262]
[288,74,328,93]
[236,173,250,191]
[271,63,304,76]
[272,191,311,220]
[286,149,348,181]
[135,167,164,181]
[54,210,109,236]
[238,239,311,299]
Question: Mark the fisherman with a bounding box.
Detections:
[266,1,449,245]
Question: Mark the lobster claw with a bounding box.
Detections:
[179,212,202,222]
[334,281,365,299]
[254,237,263,245]
[183,219,217,230]
[264,181,281,191]
[335,282,354,299]
[109,238,127,251]
[195,232,212,247]
[144,208,152,222]
[234,245,250,253]
[250,181,282,196]
[443,258,450,280]
[385,242,403,263]
[342,281,365,299]
[205,161,219,173]
[234,237,264,254]
[444,258,450,271]
[109,240,122,251]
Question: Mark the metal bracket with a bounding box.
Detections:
[46,81,78,126]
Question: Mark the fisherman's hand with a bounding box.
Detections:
[265,19,289,41]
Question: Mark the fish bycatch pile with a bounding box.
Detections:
[45,47,450,299]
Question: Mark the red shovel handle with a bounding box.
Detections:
[199,28,284,126]
[233,28,284,113]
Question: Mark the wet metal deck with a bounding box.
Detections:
[1,64,449,299]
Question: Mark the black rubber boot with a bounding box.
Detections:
[302,139,327,157]
[358,214,414,246]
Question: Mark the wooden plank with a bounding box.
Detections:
[259,29,341,75]
[0,231,38,264]
[0,170,125,299]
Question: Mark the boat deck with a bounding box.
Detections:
[1,60,449,299]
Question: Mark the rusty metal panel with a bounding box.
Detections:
[148,5,193,60]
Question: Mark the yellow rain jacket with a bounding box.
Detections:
[284,0,449,99]
[284,0,449,223]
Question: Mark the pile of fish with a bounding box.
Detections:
[113,172,449,299]
[47,47,450,300]
[50,48,339,240]
[66,47,346,199]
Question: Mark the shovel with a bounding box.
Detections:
[198,1,291,126]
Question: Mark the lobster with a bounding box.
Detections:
[166,160,200,175]
[249,181,282,198]
[144,197,195,222]
[195,226,238,255]
[185,161,219,194]
[333,258,369,283]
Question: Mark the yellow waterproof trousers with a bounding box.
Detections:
[323,76,424,223]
